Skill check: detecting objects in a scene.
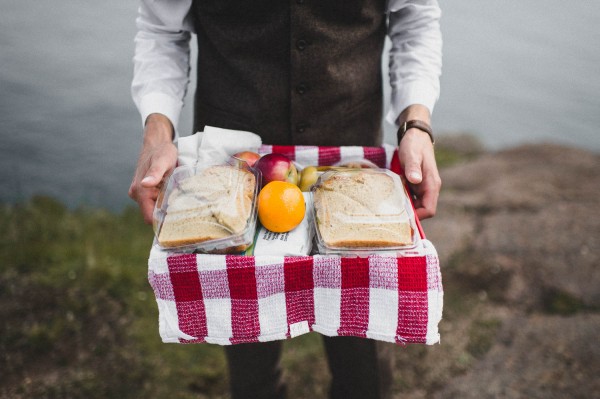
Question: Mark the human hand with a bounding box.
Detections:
[128,114,178,224]
[398,129,441,220]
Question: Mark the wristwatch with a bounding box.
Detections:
[397,120,435,145]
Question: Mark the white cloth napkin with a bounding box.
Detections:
[177,126,262,167]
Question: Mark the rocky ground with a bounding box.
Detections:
[407,141,600,398]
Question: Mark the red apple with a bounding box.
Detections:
[232,151,261,167]
[255,153,299,187]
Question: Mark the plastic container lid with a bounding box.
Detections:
[311,168,417,256]
[153,159,261,253]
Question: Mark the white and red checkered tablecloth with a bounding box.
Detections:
[147,144,443,345]
[149,240,442,345]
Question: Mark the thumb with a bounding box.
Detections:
[141,157,170,188]
[140,174,160,187]
[404,160,423,184]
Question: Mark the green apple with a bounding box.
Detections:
[299,166,319,192]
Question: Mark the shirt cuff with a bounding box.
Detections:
[138,92,183,139]
[385,80,439,126]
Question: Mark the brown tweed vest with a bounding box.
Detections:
[192,0,386,146]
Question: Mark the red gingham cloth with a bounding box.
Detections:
[148,241,442,345]
[147,145,443,345]
[258,144,395,169]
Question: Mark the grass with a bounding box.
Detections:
[466,319,502,359]
[434,134,484,168]
[0,197,229,398]
[434,146,469,168]
[541,288,592,316]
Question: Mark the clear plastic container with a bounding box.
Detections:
[153,159,261,254]
[333,157,379,169]
[311,168,417,256]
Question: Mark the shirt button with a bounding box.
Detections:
[296,83,309,95]
[296,39,307,51]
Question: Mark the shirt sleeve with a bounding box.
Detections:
[386,0,442,126]
[131,0,195,137]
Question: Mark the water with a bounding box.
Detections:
[1,1,599,211]
[431,2,600,151]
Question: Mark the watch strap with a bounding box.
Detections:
[397,120,435,144]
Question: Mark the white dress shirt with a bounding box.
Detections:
[131,0,442,136]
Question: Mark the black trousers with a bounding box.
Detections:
[225,336,395,399]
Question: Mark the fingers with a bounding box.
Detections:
[411,153,441,220]
[129,179,158,224]
[413,178,440,220]
[139,192,158,224]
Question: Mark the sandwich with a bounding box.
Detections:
[313,169,413,249]
[157,165,256,251]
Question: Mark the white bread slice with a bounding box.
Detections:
[158,165,256,250]
[157,212,234,248]
[314,170,413,248]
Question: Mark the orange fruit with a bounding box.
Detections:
[258,181,306,233]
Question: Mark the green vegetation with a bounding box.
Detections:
[541,288,591,316]
[466,319,501,359]
[434,133,484,168]
[0,197,226,398]
[434,146,469,168]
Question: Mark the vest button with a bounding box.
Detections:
[296,83,309,95]
[297,123,309,133]
[296,39,307,51]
